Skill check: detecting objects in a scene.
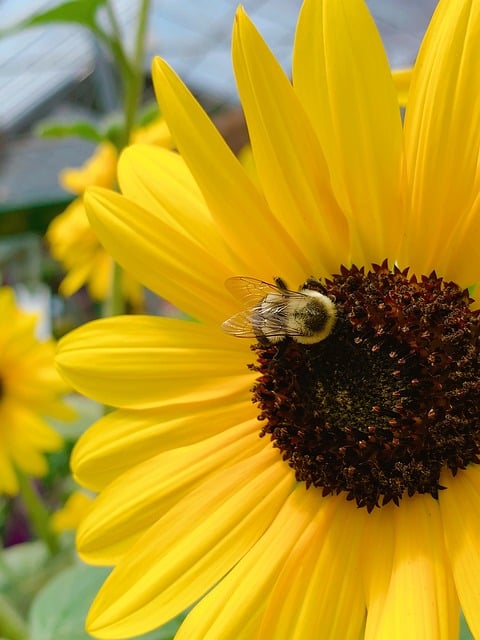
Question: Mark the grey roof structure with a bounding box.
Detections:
[0,0,438,212]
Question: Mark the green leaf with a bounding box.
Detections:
[0,542,74,616]
[46,394,103,440]
[29,562,190,640]
[29,563,110,640]
[12,0,106,32]
[36,122,104,144]
[103,118,125,150]
[0,543,48,593]
[138,102,162,127]
[150,610,189,640]
[460,611,474,640]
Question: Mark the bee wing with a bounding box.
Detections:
[224,276,287,307]
[221,310,259,338]
[223,284,293,341]
[221,306,291,339]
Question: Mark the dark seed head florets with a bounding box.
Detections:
[251,261,480,511]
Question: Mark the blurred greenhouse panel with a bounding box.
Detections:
[0,0,437,214]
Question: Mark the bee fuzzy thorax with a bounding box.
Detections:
[287,289,336,344]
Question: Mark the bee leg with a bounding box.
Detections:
[253,328,271,347]
[302,276,319,289]
[301,277,330,296]
[271,339,288,361]
[273,276,288,290]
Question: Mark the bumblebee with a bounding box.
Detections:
[222,276,336,344]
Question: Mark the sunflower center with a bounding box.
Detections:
[250,261,480,511]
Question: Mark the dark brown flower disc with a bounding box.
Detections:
[251,261,480,511]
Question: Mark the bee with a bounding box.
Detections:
[222,276,336,344]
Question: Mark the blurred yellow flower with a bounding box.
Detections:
[51,490,94,533]
[47,196,144,306]
[59,142,118,196]
[0,288,71,495]
[47,117,173,305]
[132,117,172,146]
[392,68,412,107]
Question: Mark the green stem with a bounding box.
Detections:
[102,260,125,317]
[133,0,151,80]
[0,594,28,640]
[104,0,124,47]
[16,471,60,556]
[101,0,150,319]
[122,0,151,148]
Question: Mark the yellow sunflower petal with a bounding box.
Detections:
[258,495,366,639]
[441,192,480,288]
[392,68,412,107]
[77,419,263,564]
[404,0,480,280]
[0,446,18,495]
[51,490,93,533]
[59,259,98,297]
[59,142,117,195]
[175,486,326,640]
[86,451,294,638]
[72,396,253,491]
[5,404,62,450]
[47,197,133,303]
[368,496,458,640]
[118,145,233,265]
[362,503,396,639]
[0,288,69,493]
[0,400,62,479]
[232,8,349,278]
[151,57,314,285]
[44,4,480,639]
[9,441,49,478]
[83,253,114,303]
[84,187,236,323]
[440,466,480,638]
[292,0,404,265]
[131,116,173,147]
[57,316,252,410]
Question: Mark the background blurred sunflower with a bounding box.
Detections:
[46,116,173,307]
[0,287,71,495]
[50,489,93,533]
[57,0,480,638]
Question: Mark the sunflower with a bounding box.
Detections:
[0,288,71,495]
[56,0,480,638]
[51,489,94,533]
[46,118,173,306]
